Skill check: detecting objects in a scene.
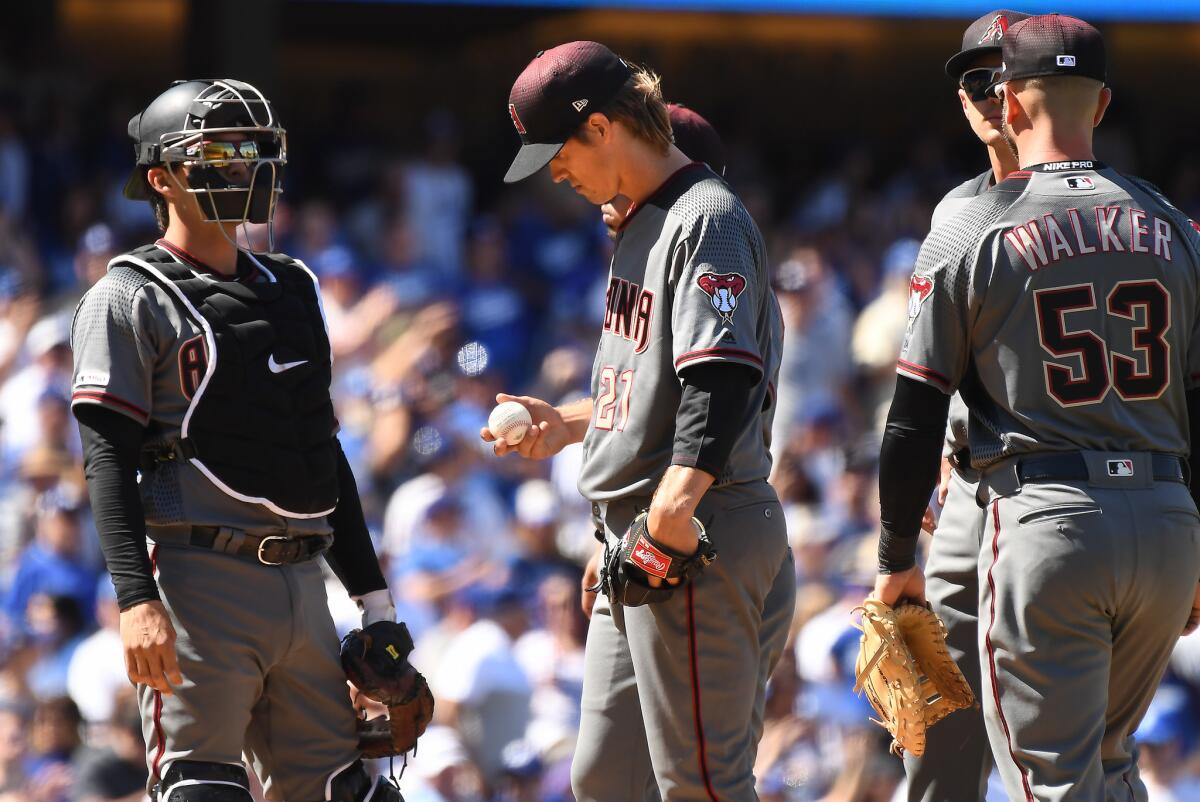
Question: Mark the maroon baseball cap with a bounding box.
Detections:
[945,9,1031,79]
[992,14,1107,86]
[667,104,726,177]
[504,41,632,184]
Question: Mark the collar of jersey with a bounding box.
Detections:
[156,239,259,283]
[1024,160,1109,173]
[617,161,708,233]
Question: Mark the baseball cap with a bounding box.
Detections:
[945,10,1031,79]
[504,41,632,184]
[992,14,1107,87]
[667,104,726,177]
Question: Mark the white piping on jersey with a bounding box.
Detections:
[292,257,335,370]
[106,252,335,519]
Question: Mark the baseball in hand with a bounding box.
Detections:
[488,401,533,445]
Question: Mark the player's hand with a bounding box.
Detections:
[937,457,954,505]
[582,541,603,619]
[120,600,182,695]
[872,565,927,607]
[480,393,569,460]
[644,507,700,588]
[1184,582,1200,635]
[921,506,938,535]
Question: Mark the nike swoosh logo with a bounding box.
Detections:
[268,355,308,374]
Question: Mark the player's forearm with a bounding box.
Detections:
[877,376,951,573]
[325,440,388,597]
[557,396,594,445]
[672,363,755,478]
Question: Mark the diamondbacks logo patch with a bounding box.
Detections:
[908,274,934,318]
[1190,220,1200,235]
[977,14,1010,45]
[1107,459,1134,477]
[508,103,527,136]
[696,272,747,324]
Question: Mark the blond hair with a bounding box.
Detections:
[597,66,673,154]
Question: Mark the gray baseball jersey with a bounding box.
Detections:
[900,162,1200,466]
[70,249,329,534]
[903,160,1200,801]
[577,164,783,501]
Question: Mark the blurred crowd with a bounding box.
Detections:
[2,80,1200,802]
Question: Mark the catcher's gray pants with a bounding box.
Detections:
[903,466,994,802]
[976,454,1200,802]
[571,480,795,802]
[141,540,361,801]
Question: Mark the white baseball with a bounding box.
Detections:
[488,401,533,446]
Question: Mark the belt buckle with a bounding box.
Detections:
[257,535,289,566]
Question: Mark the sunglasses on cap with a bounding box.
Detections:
[960,68,1000,103]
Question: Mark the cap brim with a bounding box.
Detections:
[123,168,150,200]
[504,141,566,184]
[945,45,1001,79]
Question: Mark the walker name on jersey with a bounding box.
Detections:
[1005,206,1175,272]
[603,277,654,354]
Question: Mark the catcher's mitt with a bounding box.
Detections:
[852,598,975,757]
[340,621,435,759]
[598,511,717,607]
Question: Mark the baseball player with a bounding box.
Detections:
[70,79,402,802]
[875,16,1200,800]
[904,10,1027,802]
[485,42,794,802]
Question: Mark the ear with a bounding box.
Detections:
[1002,85,1022,129]
[584,112,613,143]
[1093,86,1112,128]
[145,166,180,201]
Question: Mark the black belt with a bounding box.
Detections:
[1016,453,1188,485]
[183,526,333,565]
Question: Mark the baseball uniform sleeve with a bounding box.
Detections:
[70,268,157,426]
[896,212,987,395]
[669,208,766,382]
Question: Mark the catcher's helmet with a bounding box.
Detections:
[123,79,285,233]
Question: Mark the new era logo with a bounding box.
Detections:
[1056,55,1077,67]
[572,99,589,112]
[1107,459,1134,477]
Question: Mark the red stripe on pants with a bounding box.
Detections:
[686,584,720,802]
[985,500,1035,801]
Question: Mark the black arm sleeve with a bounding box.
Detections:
[74,405,158,611]
[1188,388,1200,511]
[877,376,952,573]
[671,363,757,480]
[323,441,388,598]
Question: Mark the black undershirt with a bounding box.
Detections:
[75,405,385,610]
[877,376,951,573]
[671,362,757,480]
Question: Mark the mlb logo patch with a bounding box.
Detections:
[1065,177,1095,191]
[1106,459,1134,477]
[1056,55,1077,67]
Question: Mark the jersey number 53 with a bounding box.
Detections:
[1034,279,1169,408]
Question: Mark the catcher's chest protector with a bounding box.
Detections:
[116,244,339,517]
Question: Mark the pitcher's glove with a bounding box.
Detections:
[851,598,975,757]
[599,511,717,607]
[340,621,435,759]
